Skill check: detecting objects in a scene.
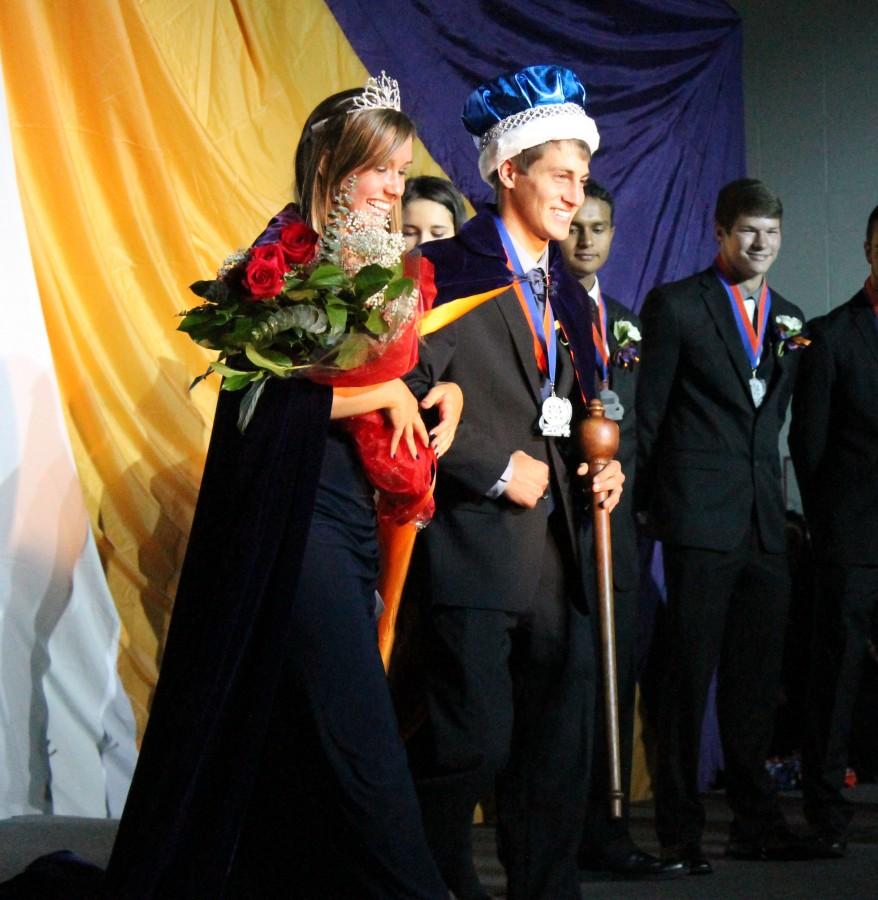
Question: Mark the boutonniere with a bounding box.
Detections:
[612,319,641,369]
[774,315,810,357]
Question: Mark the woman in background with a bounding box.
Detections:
[402,175,467,251]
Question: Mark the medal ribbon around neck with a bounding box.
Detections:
[494,216,556,380]
[714,255,772,370]
[864,276,878,314]
[591,284,610,385]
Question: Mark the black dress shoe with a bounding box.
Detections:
[807,832,848,859]
[661,845,713,875]
[602,848,686,881]
[726,826,816,861]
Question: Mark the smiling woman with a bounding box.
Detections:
[103,75,454,900]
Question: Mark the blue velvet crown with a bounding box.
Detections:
[460,64,599,183]
[461,65,588,137]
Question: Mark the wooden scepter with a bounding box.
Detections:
[579,397,624,818]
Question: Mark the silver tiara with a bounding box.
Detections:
[349,71,401,114]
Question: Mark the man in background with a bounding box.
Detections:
[636,179,808,873]
[789,204,878,858]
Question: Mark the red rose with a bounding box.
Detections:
[278,221,319,265]
[244,243,288,300]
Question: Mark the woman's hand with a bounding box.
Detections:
[576,458,625,512]
[420,381,463,458]
[331,379,429,458]
[383,379,431,459]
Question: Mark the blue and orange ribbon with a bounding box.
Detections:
[493,216,557,384]
[591,284,610,385]
[714,256,772,370]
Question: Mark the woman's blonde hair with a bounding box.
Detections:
[295,88,415,233]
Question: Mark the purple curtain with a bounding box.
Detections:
[328,0,737,789]
[326,0,744,311]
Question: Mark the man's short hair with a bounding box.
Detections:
[866,205,878,244]
[584,179,615,225]
[489,138,590,196]
[714,178,783,232]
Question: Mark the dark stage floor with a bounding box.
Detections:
[2,786,877,898]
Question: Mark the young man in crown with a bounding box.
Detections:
[404,65,624,900]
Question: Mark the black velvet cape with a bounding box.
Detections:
[104,376,332,898]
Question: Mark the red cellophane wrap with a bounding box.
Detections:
[309,253,439,667]
[310,252,438,528]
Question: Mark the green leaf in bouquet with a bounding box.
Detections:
[188,366,213,391]
[244,344,294,377]
[283,288,318,302]
[318,329,346,351]
[178,309,224,333]
[190,278,235,305]
[282,272,305,289]
[237,378,268,433]
[334,333,372,370]
[210,359,250,378]
[326,301,348,334]
[353,263,393,300]
[189,279,218,299]
[304,263,348,290]
[293,305,328,333]
[249,305,328,346]
[220,371,261,392]
[223,315,261,347]
[384,275,414,303]
[365,307,389,335]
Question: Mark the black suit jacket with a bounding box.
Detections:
[789,290,878,565]
[407,212,594,613]
[600,294,641,591]
[636,267,804,553]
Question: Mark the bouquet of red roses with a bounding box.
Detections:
[179,194,435,527]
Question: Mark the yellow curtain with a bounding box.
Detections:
[0,0,446,736]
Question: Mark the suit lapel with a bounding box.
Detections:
[494,287,544,403]
[700,271,756,397]
[760,330,784,398]
[605,307,619,390]
[852,291,878,367]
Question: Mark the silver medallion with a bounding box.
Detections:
[600,388,625,422]
[749,376,766,408]
[539,392,572,437]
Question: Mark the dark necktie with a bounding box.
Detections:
[747,295,759,329]
[525,267,547,313]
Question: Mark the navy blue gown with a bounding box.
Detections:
[228,429,447,898]
[103,384,445,899]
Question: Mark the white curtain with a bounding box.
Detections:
[0,56,136,819]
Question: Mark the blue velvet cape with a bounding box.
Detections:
[104,210,334,898]
[420,208,596,402]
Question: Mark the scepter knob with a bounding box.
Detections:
[579,398,620,466]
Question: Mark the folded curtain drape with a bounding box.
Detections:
[327,0,744,309]
[0,0,447,735]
